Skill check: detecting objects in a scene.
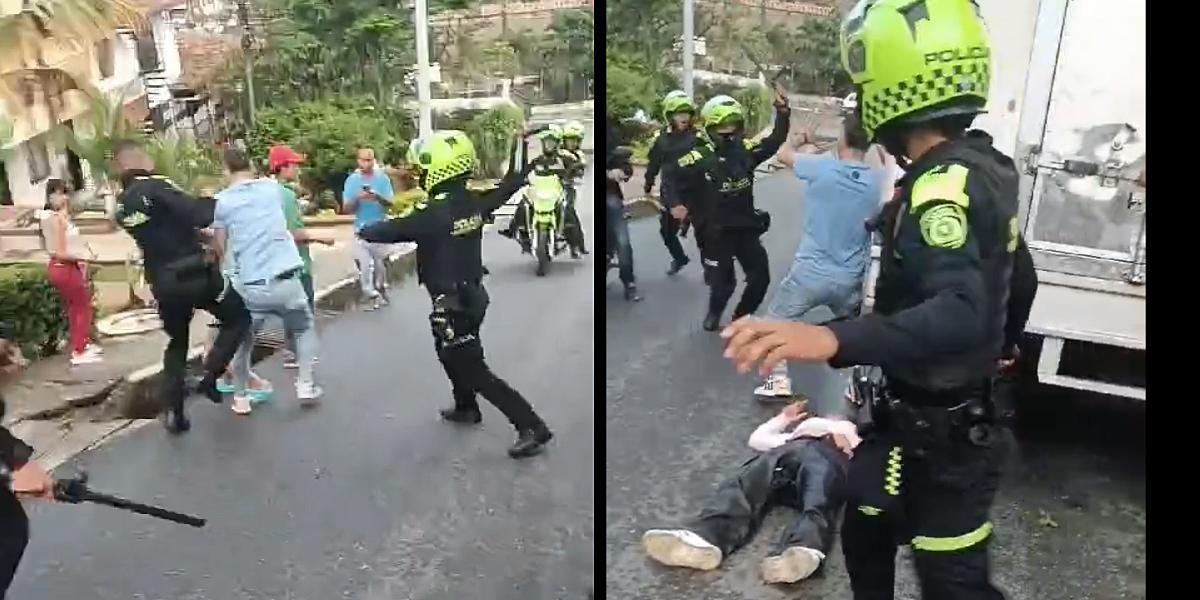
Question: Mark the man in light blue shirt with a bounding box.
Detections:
[753,116,884,411]
[213,149,322,412]
[342,147,394,309]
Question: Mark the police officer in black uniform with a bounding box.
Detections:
[359,131,553,458]
[112,139,251,433]
[643,90,703,275]
[1,339,53,597]
[675,90,790,331]
[721,1,1038,597]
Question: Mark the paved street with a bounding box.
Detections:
[10,172,597,599]
[605,172,1145,599]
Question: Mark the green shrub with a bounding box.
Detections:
[0,263,68,359]
[247,97,414,198]
[145,135,224,195]
[465,104,525,178]
[733,84,775,135]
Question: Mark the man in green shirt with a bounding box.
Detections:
[269,145,334,368]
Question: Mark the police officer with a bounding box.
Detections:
[112,139,251,433]
[643,90,703,275]
[1,338,53,596]
[675,90,790,331]
[720,1,1036,597]
[359,131,553,458]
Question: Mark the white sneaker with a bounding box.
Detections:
[296,382,323,406]
[761,546,824,584]
[84,343,104,355]
[231,394,253,415]
[642,529,722,571]
[754,374,793,398]
[69,347,104,366]
[282,351,298,369]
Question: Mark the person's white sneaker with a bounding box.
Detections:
[231,394,253,415]
[760,546,824,584]
[69,346,104,366]
[754,373,793,398]
[296,382,323,406]
[642,529,722,571]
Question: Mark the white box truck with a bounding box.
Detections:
[864,0,1146,400]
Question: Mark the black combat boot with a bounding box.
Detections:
[439,407,483,425]
[508,423,554,459]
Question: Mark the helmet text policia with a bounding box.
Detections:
[699,95,745,130]
[411,130,476,191]
[662,90,696,118]
[840,0,991,140]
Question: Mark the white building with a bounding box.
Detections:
[0,1,191,208]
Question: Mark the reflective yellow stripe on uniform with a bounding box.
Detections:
[884,446,902,496]
[910,164,970,212]
[858,505,883,516]
[678,150,703,167]
[912,522,994,552]
[911,164,971,249]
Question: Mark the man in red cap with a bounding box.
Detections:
[269,145,334,368]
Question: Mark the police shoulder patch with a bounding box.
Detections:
[919,203,968,249]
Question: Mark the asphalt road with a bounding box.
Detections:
[11,171,596,599]
[605,172,1145,599]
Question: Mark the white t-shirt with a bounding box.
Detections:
[747,414,862,454]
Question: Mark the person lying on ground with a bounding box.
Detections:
[642,400,859,585]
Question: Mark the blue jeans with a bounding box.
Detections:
[606,194,635,285]
[231,275,317,394]
[762,262,863,417]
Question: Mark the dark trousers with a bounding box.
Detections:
[696,225,770,319]
[687,439,848,559]
[658,178,687,264]
[155,276,251,413]
[0,490,28,597]
[563,189,586,252]
[430,283,543,431]
[842,426,1008,600]
[658,210,688,264]
[606,194,635,285]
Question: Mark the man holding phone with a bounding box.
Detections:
[342,147,395,310]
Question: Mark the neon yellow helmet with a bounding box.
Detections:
[699,95,744,130]
[840,0,991,140]
[662,90,696,118]
[561,121,585,140]
[411,130,476,190]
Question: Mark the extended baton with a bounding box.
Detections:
[53,474,207,528]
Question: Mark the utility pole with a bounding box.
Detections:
[415,0,434,139]
[237,0,256,127]
[683,0,695,98]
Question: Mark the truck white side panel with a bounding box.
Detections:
[971,0,1042,159]
[1018,0,1147,282]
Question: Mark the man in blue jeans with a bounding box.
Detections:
[753,116,883,409]
[212,149,322,415]
[606,118,641,301]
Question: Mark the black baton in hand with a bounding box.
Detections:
[53,474,207,528]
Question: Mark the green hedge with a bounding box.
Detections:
[0,263,100,359]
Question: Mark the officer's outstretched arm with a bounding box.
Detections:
[749,106,792,165]
[480,171,529,215]
[359,208,430,244]
[826,171,989,368]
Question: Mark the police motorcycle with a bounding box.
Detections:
[512,127,571,276]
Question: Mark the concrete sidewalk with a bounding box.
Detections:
[1,228,417,469]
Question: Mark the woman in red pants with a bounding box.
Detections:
[39,179,102,366]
